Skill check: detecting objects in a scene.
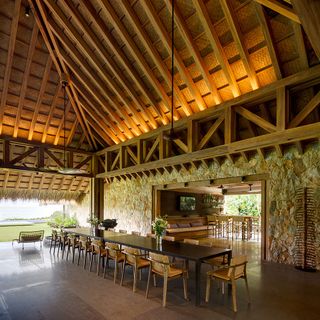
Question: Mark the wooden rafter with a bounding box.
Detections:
[166,0,222,106]
[28,56,53,141]
[119,0,192,117]
[142,0,206,112]
[97,0,182,119]
[220,0,260,90]
[32,0,94,149]
[0,0,21,135]
[79,0,165,124]
[193,0,241,98]
[13,24,39,138]
[254,0,301,23]
[254,3,282,80]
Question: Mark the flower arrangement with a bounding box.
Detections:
[87,216,100,226]
[152,216,168,237]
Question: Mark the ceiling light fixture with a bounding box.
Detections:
[58,75,87,175]
[25,5,31,17]
[163,0,178,141]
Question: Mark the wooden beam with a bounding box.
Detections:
[276,87,287,130]
[79,0,164,122]
[41,83,61,143]
[197,113,225,150]
[119,0,192,117]
[187,120,198,153]
[97,65,320,155]
[165,0,222,105]
[28,56,52,141]
[254,0,301,23]
[97,121,320,178]
[291,0,320,59]
[0,0,21,135]
[193,0,241,98]
[9,147,38,166]
[289,90,320,128]
[220,0,260,90]
[173,139,188,154]
[13,24,39,138]
[145,137,160,163]
[224,105,235,144]
[60,0,150,134]
[34,0,94,149]
[142,0,206,111]
[235,106,277,132]
[292,22,309,71]
[254,3,282,79]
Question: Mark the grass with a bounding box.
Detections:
[0,223,52,242]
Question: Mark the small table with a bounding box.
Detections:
[66,228,232,306]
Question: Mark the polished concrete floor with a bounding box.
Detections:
[0,240,319,320]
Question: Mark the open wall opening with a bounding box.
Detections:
[154,176,266,261]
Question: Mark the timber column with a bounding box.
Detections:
[91,155,104,222]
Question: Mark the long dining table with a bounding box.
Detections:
[65,228,232,306]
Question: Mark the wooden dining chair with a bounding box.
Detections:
[89,239,107,276]
[77,236,92,269]
[205,255,250,312]
[65,234,80,263]
[120,247,150,292]
[146,252,188,307]
[104,242,125,282]
[202,241,231,269]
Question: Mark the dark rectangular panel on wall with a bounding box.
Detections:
[160,190,223,217]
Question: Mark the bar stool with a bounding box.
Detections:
[66,234,80,263]
[49,230,61,254]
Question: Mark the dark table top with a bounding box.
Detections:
[66,228,232,262]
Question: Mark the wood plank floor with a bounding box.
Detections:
[0,240,319,320]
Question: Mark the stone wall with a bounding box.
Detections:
[104,143,320,268]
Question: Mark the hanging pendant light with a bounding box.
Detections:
[58,75,87,175]
[163,0,179,141]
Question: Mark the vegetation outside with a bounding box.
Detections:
[224,194,261,216]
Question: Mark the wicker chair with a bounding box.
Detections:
[104,242,125,282]
[120,247,150,292]
[205,255,250,312]
[146,252,188,307]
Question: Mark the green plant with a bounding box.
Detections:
[47,211,78,229]
[224,194,261,216]
[87,216,100,226]
[152,216,168,236]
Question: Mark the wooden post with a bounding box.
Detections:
[91,155,104,222]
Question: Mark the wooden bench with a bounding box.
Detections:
[12,230,44,249]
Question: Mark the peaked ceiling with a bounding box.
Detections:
[0,0,318,153]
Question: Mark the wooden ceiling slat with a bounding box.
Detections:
[28,56,53,141]
[80,0,167,125]
[13,24,39,138]
[193,0,241,98]
[119,0,192,117]
[220,0,260,90]
[142,0,206,112]
[98,0,182,120]
[0,0,21,136]
[166,0,222,105]
[33,0,95,149]
[50,1,146,136]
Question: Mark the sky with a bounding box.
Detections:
[0,199,63,220]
